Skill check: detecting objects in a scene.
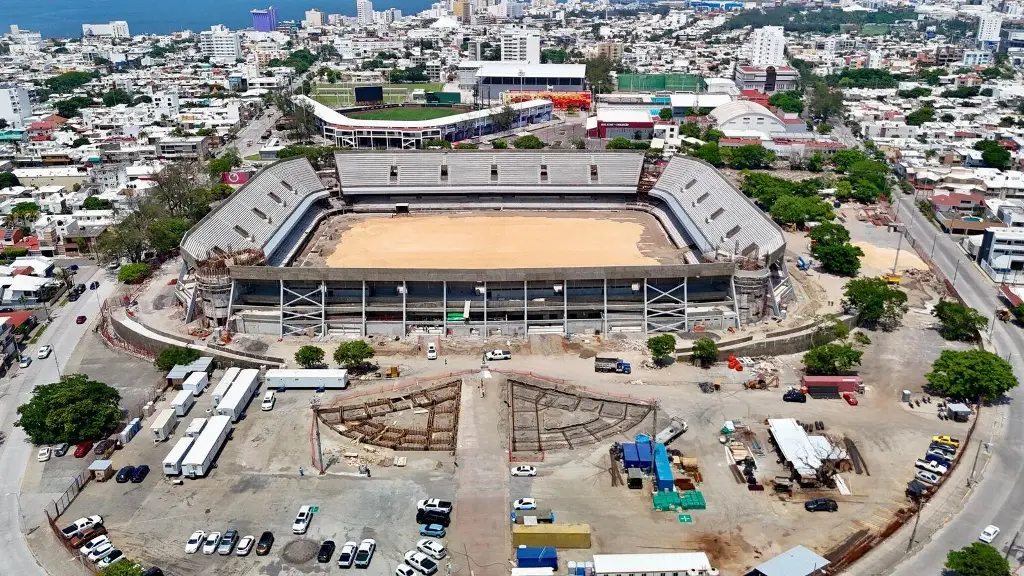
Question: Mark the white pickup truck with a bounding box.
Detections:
[485,349,512,361]
[915,458,948,475]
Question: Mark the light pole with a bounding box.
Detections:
[952,258,962,286]
[51,346,62,379]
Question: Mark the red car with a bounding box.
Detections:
[73,441,94,458]
[843,392,859,406]
[76,316,86,324]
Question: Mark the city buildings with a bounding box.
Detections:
[81,21,131,38]
[303,9,325,28]
[199,26,242,62]
[597,41,624,62]
[500,27,541,64]
[732,66,799,93]
[357,0,374,26]
[978,13,1002,46]
[0,85,31,129]
[251,6,279,32]
[749,26,786,67]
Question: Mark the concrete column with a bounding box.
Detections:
[563,280,568,335]
[483,281,487,337]
[442,280,447,335]
[226,279,236,323]
[642,278,648,335]
[603,278,608,335]
[683,277,688,331]
[361,280,366,337]
[321,281,327,336]
[402,280,407,336]
[278,280,284,337]
[523,280,528,336]
[730,277,742,330]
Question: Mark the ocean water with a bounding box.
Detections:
[1,0,434,38]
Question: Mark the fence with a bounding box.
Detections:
[491,369,657,406]
[48,470,90,519]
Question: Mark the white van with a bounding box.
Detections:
[426,343,437,360]
[261,390,275,411]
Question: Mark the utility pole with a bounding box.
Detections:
[907,498,923,553]
[968,396,984,486]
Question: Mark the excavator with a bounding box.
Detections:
[743,373,780,390]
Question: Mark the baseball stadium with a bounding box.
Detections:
[176,151,793,338]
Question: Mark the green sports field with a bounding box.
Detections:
[345,107,467,121]
[312,83,443,106]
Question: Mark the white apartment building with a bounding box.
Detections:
[978,13,1002,43]
[199,26,243,62]
[0,84,31,130]
[82,21,131,38]
[357,0,374,25]
[978,226,1024,284]
[154,91,180,119]
[749,26,786,67]
[302,9,325,28]
[500,27,541,64]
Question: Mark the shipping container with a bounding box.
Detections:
[182,372,209,396]
[516,546,558,570]
[181,415,232,478]
[511,524,591,549]
[216,369,260,422]
[265,369,348,390]
[622,443,640,469]
[636,442,652,472]
[162,435,195,476]
[512,569,554,576]
[170,389,196,417]
[150,409,178,442]
[801,375,862,393]
[653,443,673,492]
[211,367,241,407]
[184,417,207,439]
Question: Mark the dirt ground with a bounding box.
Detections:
[312,211,682,269]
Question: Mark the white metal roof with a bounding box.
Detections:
[752,545,829,576]
[181,415,232,466]
[474,62,586,78]
[266,369,348,378]
[668,93,732,109]
[597,109,654,124]
[709,100,776,124]
[296,95,552,129]
[767,418,848,476]
[592,552,712,574]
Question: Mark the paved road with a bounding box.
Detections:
[887,195,1024,574]
[222,108,279,161]
[0,267,116,576]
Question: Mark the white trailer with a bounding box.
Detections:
[184,417,206,439]
[163,435,195,476]
[150,408,178,442]
[181,415,232,478]
[170,389,196,417]
[265,369,348,390]
[211,367,240,407]
[216,369,259,422]
[182,372,209,396]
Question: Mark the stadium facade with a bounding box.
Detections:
[176,151,792,338]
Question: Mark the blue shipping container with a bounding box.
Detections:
[516,546,558,570]
[622,443,640,469]
[654,442,673,492]
[637,442,653,471]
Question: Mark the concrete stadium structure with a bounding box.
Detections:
[175,151,792,338]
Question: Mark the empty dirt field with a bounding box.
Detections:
[309,211,684,269]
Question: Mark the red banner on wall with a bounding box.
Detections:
[504,91,592,110]
[221,170,251,185]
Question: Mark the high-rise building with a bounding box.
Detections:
[452,0,472,23]
[978,13,1003,44]
[749,26,786,67]
[81,21,131,38]
[357,0,374,25]
[0,84,31,129]
[251,6,278,32]
[500,27,541,64]
[199,26,243,62]
[597,41,623,61]
[303,9,325,28]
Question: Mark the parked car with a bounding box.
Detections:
[218,529,239,555]
[185,530,206,554]
[93,439,115,455]
[107,261,120,271]
[511,465,537,477]
[236,535,255,556]
[75,284,86,294]
[426,343,437,360]
[415,510,450,527]
[416,539,446,560]
[916,470,941,485]
[925,449,952,465]
[783,389,807,403]
[37,446,51,462]
[19,356,31,368]
[419,524,446,538]
[68,293,80,302]
[292,505,312,534]
[141,568,164,576]
[81,535,110,555]
[202,532,221,555]
[255,531,274,556]
[512,498,537,511]
[932,435,961,449]
[261,390,275,411]
[87,541,115,563]
[97,549,124,569]
[73,441,94,458]
[69,526,107,549]
[915,459,948,475]
[485,349,512,361]
[37,345,52,359]
[928,442,956,455]
[115,465,137,483]
[89,281,100,290]
[980,525,1001,543]
[404,551,439,575]
[53,442,69,457]
[76,315,87,324]
[416,499,453,515]
[354,539,376,568]
[804,498,838,512]
[318,540,336,563]
[131,465,150,483]
[61,515,103,539]
[396,564,417,576]
[842,392,858,406]
[337,540,357,568]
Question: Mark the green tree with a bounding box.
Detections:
[333,340,375,368]
[102,88,132,107]
[606,137,636,150]
[769,195,835,226]
[491,138,508,149]
[803,344,863,375]
[806,152,824,172]
[812,243,864,276]
[72,137,91,148]
[808,221,851,247]
[154,346,200,372]
[658,108,673,120]
[905,107,935,126]
[768,90,804,113]
[727,144,776,169]
[513,135,545,149]
[147,218,193,254]
[842,277,908,330]
[945,542,1009,576]
[82,196,112,210]
[932,300,987,342]
[585,56,615,93]
[100,561,143,576]
[207,149,241,179]
[926,350,1018,401]
[974,140,1011,170]
[295,345,326,368]
[15,374,122,444]
[44,71,98,93]
[0,172,18,188]
[808,81,845,119]
[424,139,453,149]
[490,104,518,132]
[691,337,718,368]
[455,142,479,149]
[646,334,676,362]
[831,149,868,172]
[117,262,150,284]
[679,123,702,139]
[693,142,724,167]
[702,128,724,143]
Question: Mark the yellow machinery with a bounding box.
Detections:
[882,273,902,284]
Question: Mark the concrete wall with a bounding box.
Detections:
[677,314,858,361]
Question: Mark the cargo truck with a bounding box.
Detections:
[210,367,240,407]
[150,409,178,442]
[264,369,348,390]
[171,389,196,417]
[182,372,209,396]
[594,357,631,374]
[216,369,259,422]
[654,418,689,446]
[162,435,195,476]
[181,415,232,478]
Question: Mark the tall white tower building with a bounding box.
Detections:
[978,13,1002,43]
[0,84,31,129]
[749,26,786,67]
[500,27,541,64]
[357,0,374,25]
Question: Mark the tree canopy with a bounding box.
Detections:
[44,70,99,93]
[842,277,909,330]
[693,143,724,167]
[117,262,150,284]
[646,334,676,360]
[926,350,1018,401]
[810,221,863,276]
[945,542,1010,576]
[513,135,546,149]
[932,300,987,342]
[691,337,718,368]
[803,343,863,375]
[334,340,375,369]
[100,560,144,576]
[154,345,200,372]
[16,374,121,444]
[768,91,804,114]
[727,144,776,169]
[295,345,326,368]
[974,140,1011,170]
[769,195,835,226]
[585,56,615,93]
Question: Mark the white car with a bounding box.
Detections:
[354,538,376,568]
[416,538,446,560]
[37,345,52,359]
[185,530,206,554]
[19,356,31,368]
[512,498,537,511]
[292,505,312,534]
[261,390,275,411]
[416,498,453,514]
[511,465,537,477]
[980,525,1001,543]
[202,532,221,554]
[87,542,115,563]
[914,459,948,475]
[404,550,439,575]
[61,515,102,539]
[37,447,51,462]
[338,540,358,568]
[97,549,124,569]
[915,470,941,485]
[81,535,110,554]
[236,535,255,556]
[396,564,417,576]
[426,343,437,360]
[485,349,512,361]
